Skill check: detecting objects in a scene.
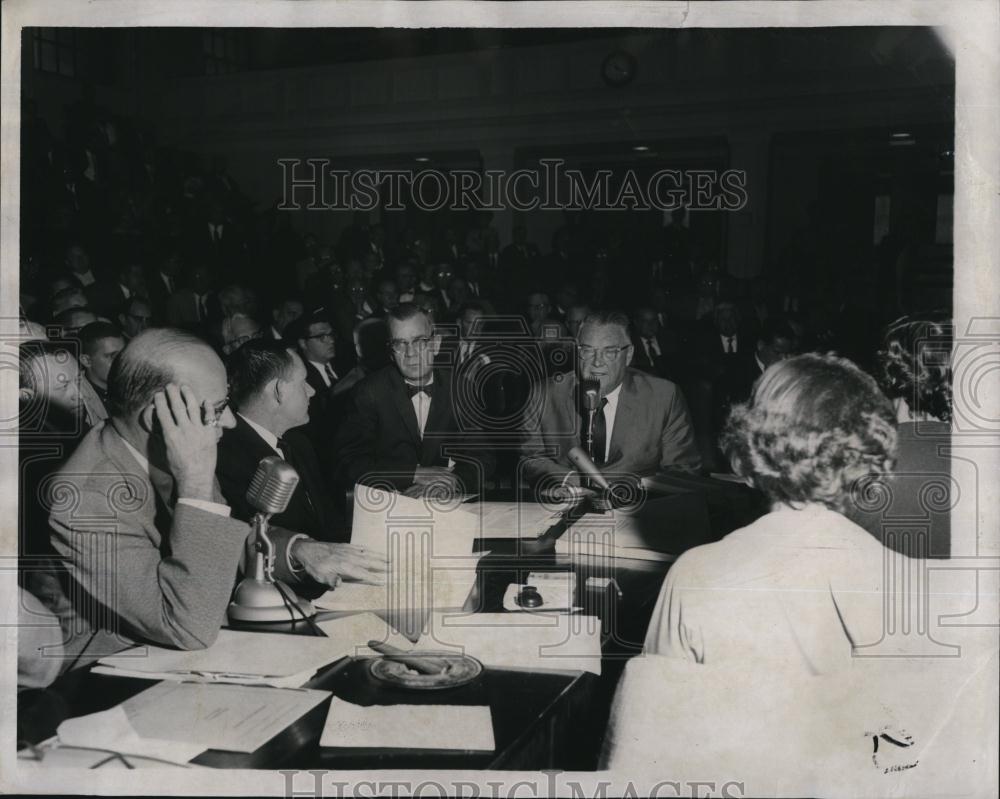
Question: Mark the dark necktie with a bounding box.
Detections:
[325,364,337,384]
[276,437,316,516]
[584,398,609,465]
[406,381,434,399]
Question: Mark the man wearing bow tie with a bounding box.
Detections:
[335,304,493,496]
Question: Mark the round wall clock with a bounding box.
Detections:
[602,50,637,86]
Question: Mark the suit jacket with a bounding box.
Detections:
[520,369,701,489]
[216,415,348,544]
[335,365,493,492]
[84,281,130,318]
[47,422,256,661]
[166,289,219,331]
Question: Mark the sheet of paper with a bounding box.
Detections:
[320,697,495,751]
[122,681,330,753]
[314,582,391,612]
[95,613,393,686]
[349,485,483,634]
[315,613,414,652]
[361,612,602,675]
[57,705,205,764]
[469,500,565,539]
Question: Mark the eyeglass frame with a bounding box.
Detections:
[577,343,633,361]
[388,335,435,355]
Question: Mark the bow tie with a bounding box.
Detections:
[406,381,434,398]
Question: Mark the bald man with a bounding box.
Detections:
[48,329,303,666]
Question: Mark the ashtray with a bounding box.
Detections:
[369,651,483,690]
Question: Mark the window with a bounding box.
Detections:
[203,30,247,75]
[33,28,76,77]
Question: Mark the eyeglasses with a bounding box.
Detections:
[577,344,632,361]
[389,336,433,354]
[202,395,230,426]
[304,329,335,341]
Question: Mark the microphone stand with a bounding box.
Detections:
[228,510,316,623]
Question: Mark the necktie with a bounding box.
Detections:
[325,364,338,384]
[726,336,736,354]
[406,381,433,398]
[470,282,480,297]
[276,437,316,516]
[584,397,609,465]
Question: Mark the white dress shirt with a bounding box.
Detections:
[309,359,338,388]
[75,270,96,287]
[239,413,282,456]
[406,379,434,438]
[601,384,623,462]
[120,436,230,517]
[721,334,738,354]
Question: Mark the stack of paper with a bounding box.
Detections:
[123,681,331,753]
[343,485,484,631]
[55,705,205,764]
[360,611,602,675]
[467,500,567,539]
[93,612,395,687]
[320,697,495,751]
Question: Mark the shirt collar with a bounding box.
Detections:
[603,383,623,412]
[120,435,151,477]
[238,413,281,454]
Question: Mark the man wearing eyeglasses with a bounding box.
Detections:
[521,310,701,492]
[336,303,492,497]
[46,329,304,668]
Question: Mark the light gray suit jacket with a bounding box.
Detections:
[520,368,701,489]
[48,422,255,661]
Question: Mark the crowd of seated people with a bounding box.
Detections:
[18,99,969,774]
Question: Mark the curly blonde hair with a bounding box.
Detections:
[876,314,952,422]
[721,353,897,513]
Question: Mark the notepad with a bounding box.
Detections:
[320,697,495,751]
[94,613,394,687]
[123,681,331,753]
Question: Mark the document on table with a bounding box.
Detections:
[555,494,706,562]
[320,697,495,751]
[468,500,567,539]
[359,611,603,675]
[122,681,331,753]
[55,705,205,764]
[93,613,396,687]
[345,485,484,630]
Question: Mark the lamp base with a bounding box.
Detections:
[227,577,316,623]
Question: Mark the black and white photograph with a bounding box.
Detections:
[2,1,998,796]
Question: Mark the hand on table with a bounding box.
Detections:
[291,539,388,588]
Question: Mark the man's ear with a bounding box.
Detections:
[430,333,442,356]
[19,387,35,404]
[79,353,92,370]
[138,403,156,434]
[625,344,635,367]
[272,378,286,404]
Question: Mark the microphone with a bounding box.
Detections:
[582,382,599,412]
[228,455,316,624]
[567,445,611,492]
[246,455,299,515]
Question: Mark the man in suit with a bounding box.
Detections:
[47,329,253,662]
[217,341,385,584]
[335,303,493,496]
[78,321,125,408]
[266,296,304,342]
[630,305,679,381]
[521,310,701,491]
[147,251,183,323]
[85,262,148,319]
[166,265,217,332]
